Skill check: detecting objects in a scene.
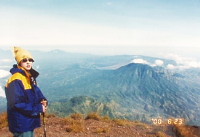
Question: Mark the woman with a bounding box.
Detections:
[5,47,47,137]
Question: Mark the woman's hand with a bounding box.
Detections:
[41,100,48,113]
[42,105,47,113]
[41,100,48,107]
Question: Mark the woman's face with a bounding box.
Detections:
[20,58,34,71]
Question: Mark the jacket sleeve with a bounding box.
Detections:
[34,85,48,108]
[5,80,43,117]
[34,85,47,102]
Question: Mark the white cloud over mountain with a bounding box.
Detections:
[131,59,164,67]
[0,59,12,63]
[154,60,164,66]
[0,70,10,78]
[131,59,149,64]
[130,54,200,70]
[166,54,200,69]
[0,86,5,98]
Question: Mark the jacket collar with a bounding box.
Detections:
[10,64,39,78]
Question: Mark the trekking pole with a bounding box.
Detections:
[42,112,47,137]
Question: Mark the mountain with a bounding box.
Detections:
[47,63,200,126]
[0,49,200,126]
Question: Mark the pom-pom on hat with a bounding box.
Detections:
[13,47,34,64]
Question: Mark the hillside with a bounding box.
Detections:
[47,63,200,126]
[0,112,199,137]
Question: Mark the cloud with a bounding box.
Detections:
[0,70,10,78]
[131,58,165,67]
[1,6,200,53]
[151,59,164,67]
[155,60,164,66]
[167,64,176,69]
[166,54,200,69]
[0,59,12,63]
[0,86,5,98]
[131,59,149,64]
[130,55,200,70]
[0,66,10,69]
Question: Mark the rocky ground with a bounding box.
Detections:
[0,113,199,137]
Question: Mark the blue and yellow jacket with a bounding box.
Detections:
[5,65,46,133]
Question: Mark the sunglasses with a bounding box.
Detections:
[22,58,34,63]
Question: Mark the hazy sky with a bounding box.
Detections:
[0,0,200,59]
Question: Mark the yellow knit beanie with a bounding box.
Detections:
[13,47,34,64]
